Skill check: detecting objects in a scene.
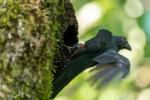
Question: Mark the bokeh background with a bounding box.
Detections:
[55,0,150,100]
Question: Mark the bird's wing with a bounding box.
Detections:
[88,50,130,88]
[92,50,117,66]
[89,64,121,89]
[85,29,112,52]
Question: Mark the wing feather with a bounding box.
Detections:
[88,50,130,88]
[93,50,117,65]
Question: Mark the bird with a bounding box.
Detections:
[88,36,131,88]
[51,29,131,98]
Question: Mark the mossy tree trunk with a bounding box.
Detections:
[0,0,78,99]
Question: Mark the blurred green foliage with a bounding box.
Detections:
[56,0,150,100]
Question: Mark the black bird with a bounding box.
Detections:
[51,29,131,98]
[89,36,131,88]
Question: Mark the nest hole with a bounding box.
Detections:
[63,25,78,46]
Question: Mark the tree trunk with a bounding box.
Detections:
[0,0,78,99]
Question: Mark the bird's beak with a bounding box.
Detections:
[124,44,132,51]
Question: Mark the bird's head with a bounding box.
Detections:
[113,36,131,51]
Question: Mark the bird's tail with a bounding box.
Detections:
[88,64,123,89]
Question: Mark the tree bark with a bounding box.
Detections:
[0,0,78,99]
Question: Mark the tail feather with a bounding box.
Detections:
[88,65,121,89]
[88,65,113,85]
[96,67,119,89]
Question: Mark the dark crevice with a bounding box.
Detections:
[63,25,78,46]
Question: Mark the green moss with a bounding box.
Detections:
[0,0,63,99]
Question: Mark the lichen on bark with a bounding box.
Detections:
[0,0,78,99]
[0,0,62,99]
